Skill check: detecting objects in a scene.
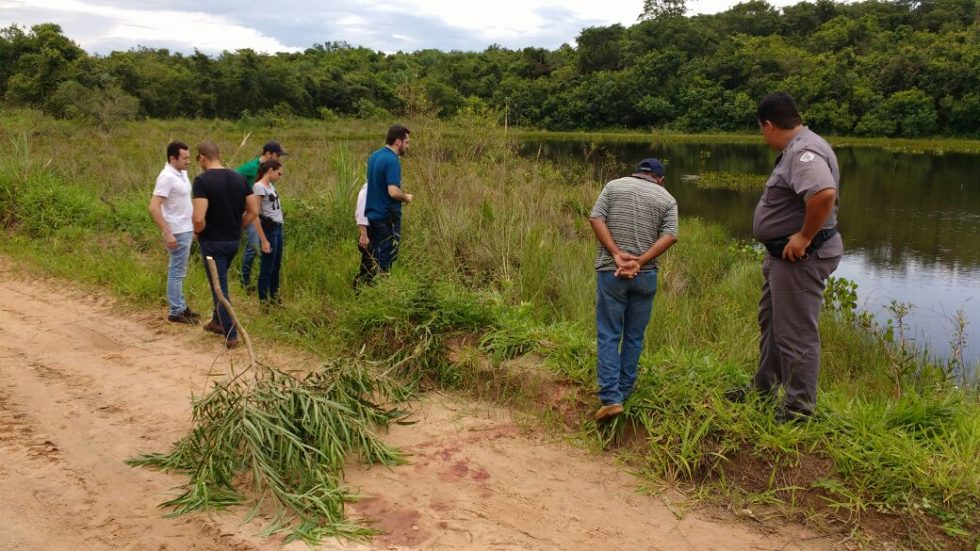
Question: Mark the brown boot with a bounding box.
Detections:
[203,320,224,335]
[594,403,624,421]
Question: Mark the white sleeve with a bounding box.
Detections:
[152,168,172,197]
[355,183,368,226]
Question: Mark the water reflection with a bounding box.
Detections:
[835,252,977,369]
[521,138,980,364]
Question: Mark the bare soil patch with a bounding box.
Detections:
[0,258,838,550]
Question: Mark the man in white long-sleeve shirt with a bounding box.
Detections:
[352,182,376,287]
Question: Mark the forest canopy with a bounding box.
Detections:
[1,0,977,137]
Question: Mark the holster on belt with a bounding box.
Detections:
[764,228,837,258]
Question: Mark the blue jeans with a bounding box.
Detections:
[240,224,259,287]
[367,217,401,273]
[199,240,240,339]
[258,224,283,302]
[167,231,194,316]
[596,269,658,405]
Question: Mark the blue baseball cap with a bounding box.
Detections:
[636,158,665,177]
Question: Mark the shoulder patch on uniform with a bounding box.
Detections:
[800,151,815,163]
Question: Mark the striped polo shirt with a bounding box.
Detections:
[590,176,679,272]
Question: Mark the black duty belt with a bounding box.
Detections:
[764,228,837,259]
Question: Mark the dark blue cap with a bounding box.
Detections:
[263,140,288,156]
[636,158,665,177]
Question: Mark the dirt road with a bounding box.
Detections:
[0,258,836,550]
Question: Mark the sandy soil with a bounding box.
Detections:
[0,257,839,551]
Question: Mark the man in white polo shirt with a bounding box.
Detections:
[149,140,200,324]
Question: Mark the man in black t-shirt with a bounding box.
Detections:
[191,140,260,349]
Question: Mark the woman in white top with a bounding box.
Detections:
[251,160,284,305]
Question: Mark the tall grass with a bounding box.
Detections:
[691,171,768,191]
[1,109,977,548]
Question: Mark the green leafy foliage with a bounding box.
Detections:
[2,1,978,136]
[128,358,408,544]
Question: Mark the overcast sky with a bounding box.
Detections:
[1,0,804,54]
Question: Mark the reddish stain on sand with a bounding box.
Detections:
[351,498,428,546]
[430,500,452,512]
[451,461,470,477]
[436,446,461,460]
[471,468,490,481]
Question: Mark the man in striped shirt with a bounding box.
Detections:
[589,158,679,421]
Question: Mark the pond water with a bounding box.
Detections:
[521,138,980,367]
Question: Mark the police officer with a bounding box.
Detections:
[741,91,843,422]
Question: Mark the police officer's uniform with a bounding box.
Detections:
[751,127,843,415]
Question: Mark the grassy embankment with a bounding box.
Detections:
[0,109,977,548]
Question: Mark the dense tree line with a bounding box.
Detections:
[1,0,977,136]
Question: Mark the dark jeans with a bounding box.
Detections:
[353,242,378,287]
[258,224,283,302]
[199,239,240,339]
[367,217,401,273]
[240,224,259,287]
[595,269,658,405]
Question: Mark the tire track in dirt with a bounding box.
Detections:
[0,263,267,551]
[0,258,839,550]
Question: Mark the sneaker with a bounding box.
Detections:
[725,386,749,403]
[225,337,239,350]
[725,385,776,405]
[182,307,201,320]
[203,319,225,335]
[259,297,283,310]
[775,406,813,425]
[167,311,197,324]
[594,403,624,421]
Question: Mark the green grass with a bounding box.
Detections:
[691,171,768,192]
[1,109,978,549]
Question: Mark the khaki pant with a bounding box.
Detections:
[754,253,841,412]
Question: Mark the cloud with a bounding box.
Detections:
[3,0,794,55]
[230,4,481,53]
[0,0,298,53]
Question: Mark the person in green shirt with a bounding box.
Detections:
[236,140,287,290]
